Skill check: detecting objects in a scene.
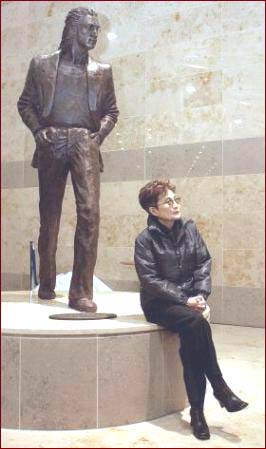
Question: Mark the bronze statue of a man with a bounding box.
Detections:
[18,7,119,312]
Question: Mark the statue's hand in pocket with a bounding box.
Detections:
[89,132,102,146]
[35,127,56,146]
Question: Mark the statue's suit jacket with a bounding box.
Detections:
[17,50,119,169]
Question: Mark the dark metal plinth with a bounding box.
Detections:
[49,312,117,320]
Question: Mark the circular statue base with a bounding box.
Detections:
[49,312,117,320]
[1,291,210,430]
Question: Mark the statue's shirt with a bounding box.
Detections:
[45,61,94,129]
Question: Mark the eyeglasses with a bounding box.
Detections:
[156,196,182,207]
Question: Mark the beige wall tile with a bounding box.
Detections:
[223,211,265,250]
[2,26,28,60]
[223,249,264,288]
[101,116,145,152]
[145,37,222,82]
[222,1,265,34]
[222,31,264,69]
[116,82,145,118]
[112,53,145,89]
[145,3,221,51]
[145,112,183,147]
[223,174,264,213]
[99,214,146,248]
[182,71,222,109]
[209,245,223,286]
[193,213,223,246]
[100,181,145,216]
[95,246,137,283]
[171,176,223,214]
[223,96,265,140]
[145,77,181,116]
[182,104,223,143]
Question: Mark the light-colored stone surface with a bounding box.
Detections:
[2,291,191,430]
[1,291,210,336]
[1,323,264,447]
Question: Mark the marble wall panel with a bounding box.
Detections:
[56,245,74,273]
[222,287,265,328]
[101,150,144,183]
[20,337,97,429]
[145,112,183,148]
[145,77,182,117]
[222,31,264,69]
[182,70,222,109]
[1,25,28,60]
[24,132,36,162]
[145,3,221,52]
[1,238,26,275]
[27,0,78,22]
[92,15,147,61]
[98,332,165,427]
[223,249,264,288]
[193,213,223,246]
[101,116,145,153]
[1,337,20,428]
[112,53,145,89]
[145,141,222,180]
[223,211,264,250]
[223,63,265,97]
[100,181,145,216]
[208,246,223,287]
[223,137,264,176]
[23,163,39,188]
[1,57,29,84]
[145,37,222,82]
[95,246,137,284]
[1,273,23,291]
[208,286,223,324]
[221,1,265,34]
[1,1,30,29]
[182,104,223,143]
[145,71,222,119]
[26,18,62,57]
[99,214,146,248]
[1,129,26,163]
[161,332,186,413]
[116,82,145,118]
[171,175,223,214]
[2,162,24,189]
[223,96,265,140]
[223,174,264,213]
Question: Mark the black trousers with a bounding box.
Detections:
[37,127,100,300]
[145,300,222,406]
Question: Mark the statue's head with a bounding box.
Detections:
[59,7,100,54]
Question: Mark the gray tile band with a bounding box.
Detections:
[2,137,264,189]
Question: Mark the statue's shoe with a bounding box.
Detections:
[68,298,97,313]
[38,289,56,300]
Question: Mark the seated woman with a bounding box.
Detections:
[134,179,248,440]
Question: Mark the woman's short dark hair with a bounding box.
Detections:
[138,180,176,213]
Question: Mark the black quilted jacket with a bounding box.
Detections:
[134,215,212,315]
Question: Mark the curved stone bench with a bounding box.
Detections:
[1,291,209,430]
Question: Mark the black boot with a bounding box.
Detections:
[190,407,210,440]
[213,379,248,412]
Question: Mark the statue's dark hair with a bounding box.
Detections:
[59,7,98,54]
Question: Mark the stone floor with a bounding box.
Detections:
[2,299,265,448]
